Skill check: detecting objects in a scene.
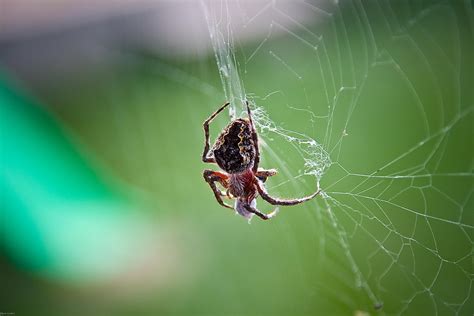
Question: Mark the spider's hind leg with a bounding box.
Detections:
[243,204,279,220]
[256,179,320,206]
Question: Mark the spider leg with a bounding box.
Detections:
[225,189,234,199]
[202,102,230,163]
[256,168,277,183]
[256,179,320,206]
[243,204,279,220]
[203,169,233,209]
[245,101,260,173]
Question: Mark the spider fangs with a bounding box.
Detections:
[202,101,321,221]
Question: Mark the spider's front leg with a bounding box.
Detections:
[256,179,320,206]
[203,169,233,209]
[245,101,260,173]
[256,168,277,183]
[202,102,230,163]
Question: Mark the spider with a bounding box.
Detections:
[202,101,321,220]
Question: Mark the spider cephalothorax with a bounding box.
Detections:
[202,101,320,220]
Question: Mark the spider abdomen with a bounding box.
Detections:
[212,118,255,174]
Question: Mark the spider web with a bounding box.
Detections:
[201,0,473,315]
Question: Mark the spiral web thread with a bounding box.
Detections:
[201,1,473,314]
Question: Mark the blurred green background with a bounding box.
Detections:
[1,1,472,315]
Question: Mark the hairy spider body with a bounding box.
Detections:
[228,169,254,196]
[202,102,320,221]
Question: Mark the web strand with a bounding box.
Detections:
[201,0,473,314]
